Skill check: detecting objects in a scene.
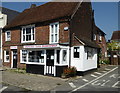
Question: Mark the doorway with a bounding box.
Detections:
[12,50,17,68]
[46,50,54,75]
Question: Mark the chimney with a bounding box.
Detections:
[30,4,36,8]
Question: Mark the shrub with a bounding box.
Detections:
[62,66,77,78]
[99,59,110,64]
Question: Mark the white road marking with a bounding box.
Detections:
[69,82,76,88]
[105,68,111,71]
[102,71,107,73]
[94,72,102,75]
[82,79,89,82]
[109,74,118,78]
[112,81,120,88]
[0,86,8,92]
[69,67,118,93]
[101,80,110,86]
[91,74,98,78]
[91,80,101,86]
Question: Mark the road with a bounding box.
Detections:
[52,65,120,93]
[0,65,119,93]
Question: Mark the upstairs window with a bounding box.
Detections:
[93,34,96,40]
[49,22,59,44]
[21,25,35,43]
[74,47,80,58]
[99,33,102,42]
[5,31,11,41]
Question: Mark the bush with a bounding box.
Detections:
[62,66,77,78]
[99,59,110,64]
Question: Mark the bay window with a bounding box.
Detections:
[21,25,35,43]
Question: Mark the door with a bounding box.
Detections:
[12,50,17,68]
[46,50,54,75]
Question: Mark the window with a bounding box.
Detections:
[50,22,59,43]
[5,31,11,41]
[99,33,102,42]
[93,34,96,40]
[4,51,9,62]
[21,50,27,63]
[28,50,44,63]
[62,50,67,64]
[21,25,35,43]
[86,47,94,59]
[74,47,80,58]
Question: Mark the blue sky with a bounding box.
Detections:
[1,2,118,40]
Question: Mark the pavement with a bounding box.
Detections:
[0,65,119,92]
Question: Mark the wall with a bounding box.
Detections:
[71,46,97,72]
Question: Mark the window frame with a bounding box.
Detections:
[21,24,35,43]
[4,50,10,62]
[73,46,80,59]
[49,22,59,44]
[5,31,11,41]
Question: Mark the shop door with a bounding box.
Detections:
[46,50,54,75]
[13,50,17,68]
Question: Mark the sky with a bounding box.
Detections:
[1,1,118,41]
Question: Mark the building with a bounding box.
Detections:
[108,31,120,65]
[93,25,107,60]
[2,2,100,77]
[0,7,19,66]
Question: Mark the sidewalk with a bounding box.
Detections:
[2,67,69,91]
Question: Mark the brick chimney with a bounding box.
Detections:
[30,4,36,8]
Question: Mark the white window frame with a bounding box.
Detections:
[73,46,80,59]
[49,22,59,44]
[99,33,102,42]
[4,50,9,62]
[5,31,11,41]
[21,24,35,43]
[93,34,96,40]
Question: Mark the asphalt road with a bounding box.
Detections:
[0,65,119,93]
[52,65,120,93]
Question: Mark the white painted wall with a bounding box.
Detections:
[71,46,97,72]
[0,12,7,65]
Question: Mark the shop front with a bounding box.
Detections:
[20,44,69,76]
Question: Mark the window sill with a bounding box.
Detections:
[21,41,35,43]
[4,61,9,63]
[25,62,45,65]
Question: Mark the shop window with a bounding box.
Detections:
[49,22,59,44]
[21,50,27,62]
[5,31,11,41]
[74,47,80,58]
[28,50,44,63]
[21,25,35,43]
[4,51,9,62]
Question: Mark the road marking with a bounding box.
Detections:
[91,74,98,78]
[69,82,76,88]
[0,86,8,92]
[69,66,118,93]
[94,72,102,75]
[101,80,110,86]
[110,74,118,78]
[82,79,89,82]
[102,71,107,73]
[105,68,111,71]
[112,81,120,88]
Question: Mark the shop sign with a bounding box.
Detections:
[10,46,18,49]
[23,44,58,49]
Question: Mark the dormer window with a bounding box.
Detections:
[5,31,11,41]
[21,25,35,43]
[49,22,59,44]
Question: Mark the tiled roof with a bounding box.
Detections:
[4,2,79,29]
[111,31,120,40]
